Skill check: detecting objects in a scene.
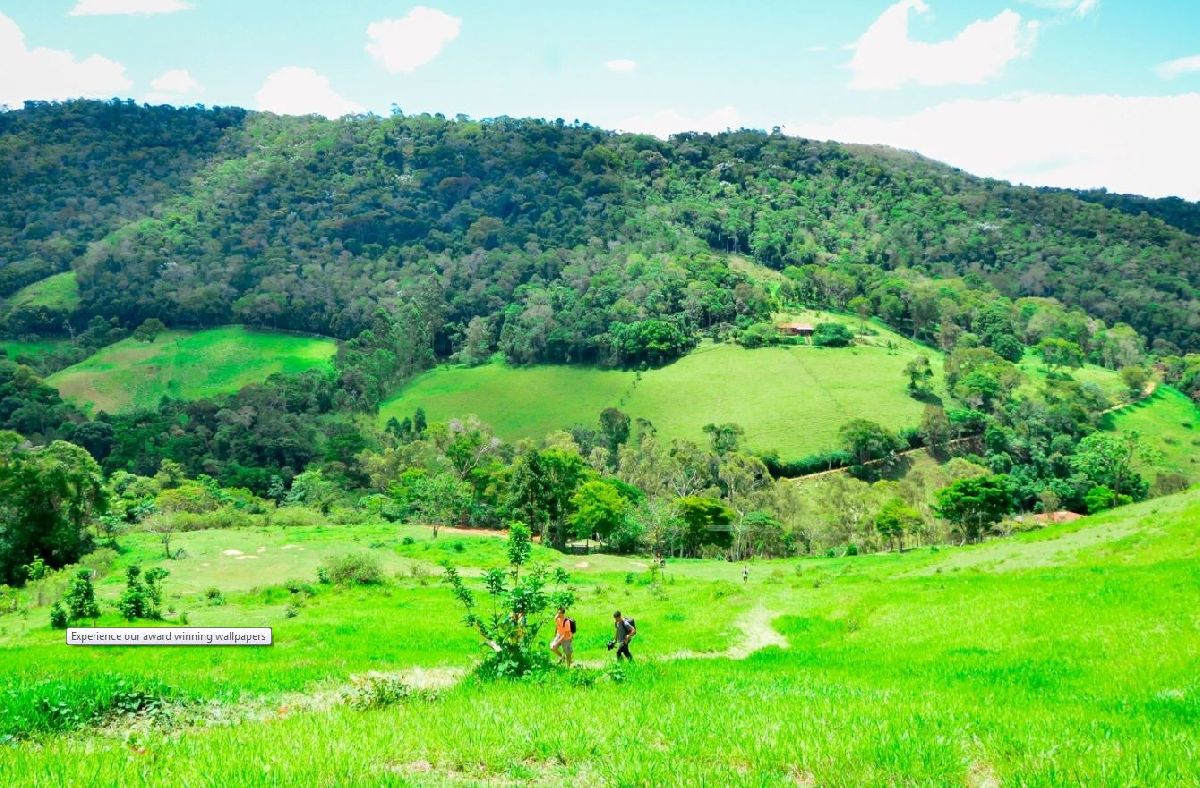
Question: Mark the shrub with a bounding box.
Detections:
[117,565,168,620]
[270,506,325,528]
[284,578,316,596]
[203,587,225,606]
[62,569,100,621]
[339,674,434,710]
[49,602,68,629]
[812,322,854,347]
[320,554,384,586]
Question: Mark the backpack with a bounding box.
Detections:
[625,618,636,636]
[567,617,576,634]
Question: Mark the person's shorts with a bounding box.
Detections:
[560,638,573,658]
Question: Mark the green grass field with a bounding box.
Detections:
[383,314,945,458]
[1107,385,1200,483]
[46,326,337,414]
[2,271,80,314]
[1,489,1197,784]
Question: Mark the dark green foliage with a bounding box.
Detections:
[812,322,854,348]
[0,431,106,585]
[0,100,246,302]
[935,475,1015,542]
[0,361,86,441]
[131,318,166,343]
[7,100,1192,366]
[49,602,68,629]
[116,565,168,620]
[62,569,100,621]
[839,419,903,469]
[675,497,736,556]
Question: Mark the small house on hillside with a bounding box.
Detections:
[777,322,814,337]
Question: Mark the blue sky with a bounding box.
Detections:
[1,0,1199,198]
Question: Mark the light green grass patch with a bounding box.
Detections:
[383,315,944,459]
[2,489,1199,784]
[1107,385,1200,483]
[46,326,336,413]
[3,271,80,314]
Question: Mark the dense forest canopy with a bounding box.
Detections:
[1,99,1198,363]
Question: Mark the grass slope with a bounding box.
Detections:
[1,490,1198,783]
[2,271,79,314]
[46,326,336,414]
[383,313,945,458]
[1107,385,1200,483]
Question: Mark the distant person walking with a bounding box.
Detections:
[550,607,575,667]
[611,611,636,662]
[742,566,750,584]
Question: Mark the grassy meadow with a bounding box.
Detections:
[46,326,337,413]
[382,314,946,458]
[2,271,80,314]
[1107,385,1200,483]
[2,489,1198,784]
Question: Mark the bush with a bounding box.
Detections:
[284,578,316,596]
[320,554,384,586]
[62,569,100,621]
[812,322,854,347]
[339,674,435,710]
[270,507,325,528]
[204,587,225,606]
[49,601,68,629]
[117,565,168,620]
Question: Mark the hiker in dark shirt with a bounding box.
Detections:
[611,610,635,661]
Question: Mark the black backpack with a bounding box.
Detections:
[567,617,577,634]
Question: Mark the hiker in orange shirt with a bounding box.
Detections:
[550,606,575,667]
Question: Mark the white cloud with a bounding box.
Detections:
[0,12,131,107]
[789,92,1200,200]
[605,59,638,73]
[1020,0,1098,17]
[1157,54,1200,80]
[144,68,201,105]
[70,0,191,15]
[255,67,364,118]
[365,6,461,74]
[616,106,741,139]
[848,0,1037,90]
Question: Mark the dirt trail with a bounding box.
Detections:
[576,606,787,668]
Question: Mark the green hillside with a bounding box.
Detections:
[1108,385,1200,483]
[2,489,1197,783]
[46,326,336,414]
[382,314,946,457]
[3,271,79,313]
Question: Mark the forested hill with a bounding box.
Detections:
[2,99,1198,359]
